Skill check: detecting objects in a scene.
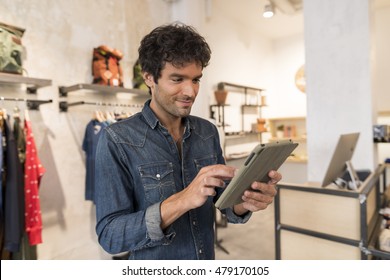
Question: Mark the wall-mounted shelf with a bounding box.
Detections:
[210,82,266,160]
[242,104,264,108]
[58,83,148,97]
[218,81,264,94]
[269,136,307,142]
[0,73,53,110]
[210,82,266,133]
[267,116,307,162]
[0,96,53,110]
[58,83,149,112]
[225,131,263,139]
[225,152,251,161]
[210,104,230,129]
[0,72,52,93]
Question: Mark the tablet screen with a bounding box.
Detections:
[215,140,298,209]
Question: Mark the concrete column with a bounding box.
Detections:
[304,0,377,182]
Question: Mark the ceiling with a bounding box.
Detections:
[215,0,390,40]
[270,0,303,15]
[214,0,303,39]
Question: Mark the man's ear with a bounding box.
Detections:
[142,72,154,87]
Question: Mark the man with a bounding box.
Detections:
[95,22,281,260]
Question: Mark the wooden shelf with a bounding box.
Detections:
[286,156,308,163]
[225,131,265,139]
[269,136,307,142]
[378,111,390,117]
[267,116,307,161]
[225,152,250,161]
[59,83,148,97]
[0,72,52,93]
[267,116,306,121]
[242,104,265,108]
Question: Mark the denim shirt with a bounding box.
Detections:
[95,100,251,260]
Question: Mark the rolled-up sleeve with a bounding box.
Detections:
[145,202,175,242]
[223,207,252,224]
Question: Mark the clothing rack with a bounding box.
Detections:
[59,100,143,112]
[0,96,53,110]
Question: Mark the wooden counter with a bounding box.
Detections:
[275,164,390,259]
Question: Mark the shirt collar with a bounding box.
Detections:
[141,99,159,129]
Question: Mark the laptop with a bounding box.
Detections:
[321,132,360,187]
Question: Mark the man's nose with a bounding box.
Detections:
[182,82,197,96]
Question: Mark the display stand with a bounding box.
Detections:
[209,82,265,134]
[346,160,361,190]
[214,207,229,254]
[333,160,362,190]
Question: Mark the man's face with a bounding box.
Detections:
[144,62,203,120]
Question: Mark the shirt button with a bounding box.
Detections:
[192,221,196,225]
[199,249,202,254]
[156,174,161,179]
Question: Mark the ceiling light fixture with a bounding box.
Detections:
[263,3,275,18]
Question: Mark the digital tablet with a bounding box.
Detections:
[215,140,298,209]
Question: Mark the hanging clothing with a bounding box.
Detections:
[0,112,4,209]
[3,118,25,252]
[0,127,8,259]
[23,119,45,246]
[0,128,3,218]
[82,119,108,203]
[13,116,26,164]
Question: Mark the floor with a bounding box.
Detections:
[215,205,275,260]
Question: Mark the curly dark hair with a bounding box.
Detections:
[138,22,211,84]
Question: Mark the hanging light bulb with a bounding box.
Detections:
[263,3,275,18]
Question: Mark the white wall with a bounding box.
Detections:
[270,34,306,118]
[375,5,390,114]
[202,6,275,133]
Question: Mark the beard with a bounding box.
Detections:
[153,85,195,118]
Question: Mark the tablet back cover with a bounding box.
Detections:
[216,140,298,209]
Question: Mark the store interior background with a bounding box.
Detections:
[1,0,389,259]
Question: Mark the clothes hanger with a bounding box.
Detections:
[106,111,116,123]
[13,101,21,119]
[97,110,106,122]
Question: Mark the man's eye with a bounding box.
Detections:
[193,79,201,84]
[172,78,183,82]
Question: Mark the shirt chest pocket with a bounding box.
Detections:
[194,154,218,172]
[138,162,175,205]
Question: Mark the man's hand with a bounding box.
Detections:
[233,170,281,216]
[178,164,236,210]
[161,164,236,229]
